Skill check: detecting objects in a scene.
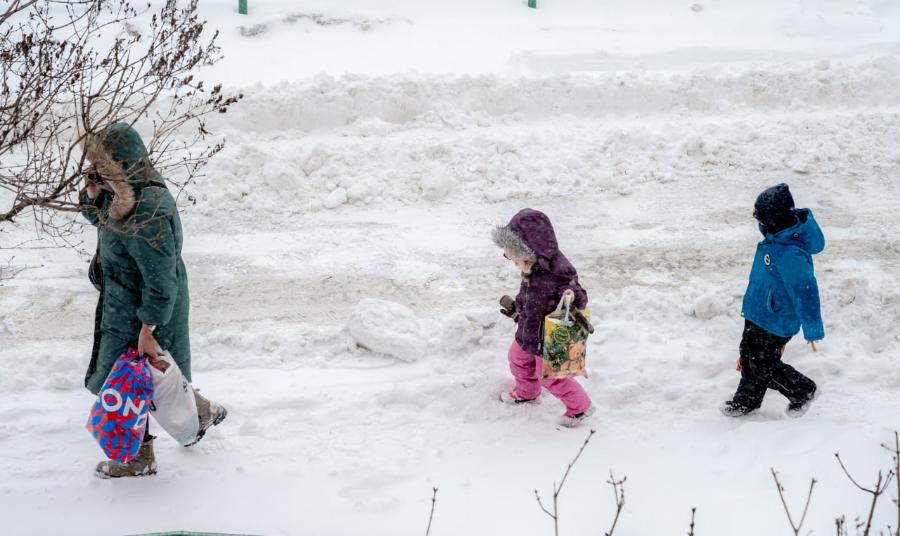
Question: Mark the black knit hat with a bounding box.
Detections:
[754,183,797,234]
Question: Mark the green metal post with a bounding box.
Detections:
[528,0,536,8]
[238,0,248,15]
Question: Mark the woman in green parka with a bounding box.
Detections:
[80,122,226,478]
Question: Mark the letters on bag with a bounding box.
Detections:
[542,297,591,379]
[86,348,153,463]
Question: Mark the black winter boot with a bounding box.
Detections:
[785,384,818,417]
[720,400,753,418]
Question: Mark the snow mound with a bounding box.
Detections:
[208,61,900,134]
[690,292,737,320]
[347,299,427,362]
[178,62,900,218]
[421,170,453,201]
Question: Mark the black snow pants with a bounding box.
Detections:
[731,320,816,411]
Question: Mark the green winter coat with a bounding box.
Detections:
[80,122,191,394]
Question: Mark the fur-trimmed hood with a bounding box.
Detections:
[82,122,164,219]
[505,209,559,261]
[492,225,535,260]
[493,209,570,273]
[492,208,561,262]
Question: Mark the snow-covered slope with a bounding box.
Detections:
[1,1,899,535]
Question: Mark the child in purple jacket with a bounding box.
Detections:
[492,209,595,427]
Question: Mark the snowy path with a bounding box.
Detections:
[2,48,900,536]
[3,182,899,534]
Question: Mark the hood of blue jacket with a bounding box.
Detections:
[763,208,824,255]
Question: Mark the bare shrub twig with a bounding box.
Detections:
[771,468,816,536]
[835,516,847,536]
[534,429,596,536]
[604,470,626,536]
[881,431,900,536]
[835,452,894,536]
[425,487,438,536]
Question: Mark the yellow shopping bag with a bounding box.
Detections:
[542,296,592,379]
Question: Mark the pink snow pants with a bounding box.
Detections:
[507,340,592,417]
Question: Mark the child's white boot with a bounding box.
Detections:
[499,390,541,405]
[557,405,596,428]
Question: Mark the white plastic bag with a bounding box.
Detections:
[148,351,199,446]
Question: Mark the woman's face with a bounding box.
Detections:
[83,158,107,187]
[504,247,534,274]
[82,140,116,182]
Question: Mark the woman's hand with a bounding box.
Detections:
[562,289,575,305]
[83,170,100,199]
[735,356,742,372]
[137,324,161,357]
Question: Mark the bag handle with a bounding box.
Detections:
[550,294,575,327]
[148,351,176,376]
[156,350,175,365]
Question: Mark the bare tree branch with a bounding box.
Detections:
[425,487,438,536]
[0,255,36,283]
[687,507,697,536]
[534,429,596,536]
[771,468,816,536]
[534,489,555,520]
[882,431,900,536]
[0,0,241,245]
[604,470,626,536]
[835,452,894,536]
[835,516,847,536]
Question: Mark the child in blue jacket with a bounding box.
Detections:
[722,184,824,417]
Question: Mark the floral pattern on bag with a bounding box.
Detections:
[542,307,591,379]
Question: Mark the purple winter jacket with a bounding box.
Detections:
[508,209,588,355]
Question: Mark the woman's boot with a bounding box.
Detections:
[95,435,157,478]
[186,389,227,446]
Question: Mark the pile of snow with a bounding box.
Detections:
[210,60,900,134]
[348,298,428,362]
[688,291,737,320]
[173,61,900,218]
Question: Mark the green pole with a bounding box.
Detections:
[238,0,248,15]
[527,0,536,8]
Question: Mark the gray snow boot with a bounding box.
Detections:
[186,388,227,447]
[95,435,157,479]
[557,405,597,428]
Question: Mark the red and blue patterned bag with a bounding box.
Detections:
[86,348,154,463]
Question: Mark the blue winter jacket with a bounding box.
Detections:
[741,208,825,341]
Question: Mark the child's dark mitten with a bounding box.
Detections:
[499,295,519,322]
[572,309,594,334]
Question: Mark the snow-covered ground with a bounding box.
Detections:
[2,1,900,534]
